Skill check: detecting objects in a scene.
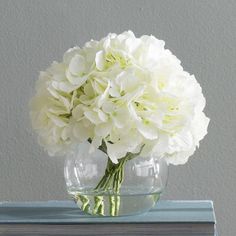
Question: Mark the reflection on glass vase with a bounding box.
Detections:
[64,142,168,216]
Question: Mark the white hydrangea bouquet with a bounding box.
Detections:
[30,31,209,216]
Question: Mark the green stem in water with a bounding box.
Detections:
[93,196,104,216]
[114,159,127,215]
[74,194,90,213]
[94,157,127,216]
[81,140,145,216]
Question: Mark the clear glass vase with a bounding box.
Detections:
[64,142,168,216]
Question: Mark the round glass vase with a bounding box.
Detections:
[64,142,168,217]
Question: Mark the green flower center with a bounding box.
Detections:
[105,53,130,69]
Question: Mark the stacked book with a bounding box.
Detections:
[0,200,217,236]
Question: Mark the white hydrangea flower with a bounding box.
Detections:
[30,31,209,165]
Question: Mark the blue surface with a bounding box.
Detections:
[0,200,216,224]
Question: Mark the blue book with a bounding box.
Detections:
[0,200,217,236]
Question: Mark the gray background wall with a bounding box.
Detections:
[0,0,235,235]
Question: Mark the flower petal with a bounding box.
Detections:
[89,136,102,153]
[69,54,86,75]
[66,70,88,86]
[84,110,102,124]
[105,141,127,164]
[95,50,105,71]
[73,123,93,141]
[95,122,112,137]
[137,121,158,140]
